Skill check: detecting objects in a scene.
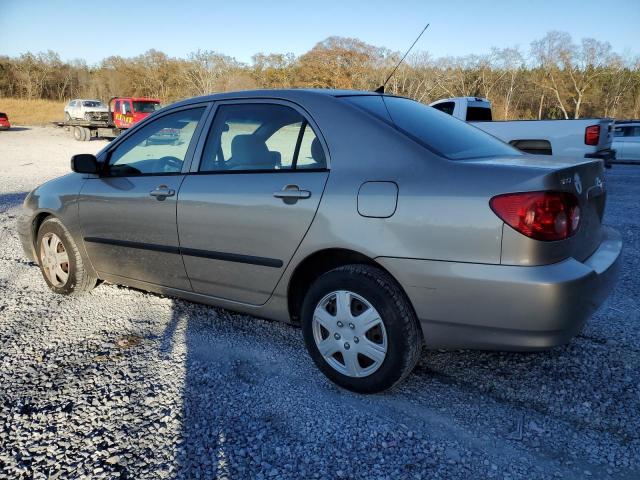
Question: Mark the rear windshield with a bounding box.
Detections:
[343,96,518,160]
[466,106,492,121]
[0,113,6,119]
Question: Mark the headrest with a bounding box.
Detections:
[311,137,325,165]
[231,135,269,162]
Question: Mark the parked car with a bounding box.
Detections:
[146,127,180,145]
[0,112,10,130]
[613,121,640,163]
[18,90,622,393]
[64,99,109,121]
[430,97,615,166]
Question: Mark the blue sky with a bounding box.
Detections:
[0,0,638,64]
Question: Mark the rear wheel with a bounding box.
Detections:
[82,127,91,141]
[301,264,422,393]
[37,218,97,295]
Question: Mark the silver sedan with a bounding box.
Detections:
[18,90,622,392]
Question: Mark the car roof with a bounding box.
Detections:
[170,88,390,108]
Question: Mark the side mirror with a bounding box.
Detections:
[71,154,99,174]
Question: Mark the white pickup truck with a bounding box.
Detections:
[430,97,615,166]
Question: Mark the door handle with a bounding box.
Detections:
[149,185,175,201]
[273,185,311,204]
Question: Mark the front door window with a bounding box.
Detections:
[108,107,205,177]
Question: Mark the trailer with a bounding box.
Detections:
[54,118,120,141]
[54,96,161,141]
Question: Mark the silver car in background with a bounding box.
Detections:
[18,89,622,393]
[64,99,109,121]
[613,121,640,163]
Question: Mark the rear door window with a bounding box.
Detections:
[199,103,326,172]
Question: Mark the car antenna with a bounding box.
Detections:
[375,23,430,94]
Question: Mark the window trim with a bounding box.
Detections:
[99,103,212,178]
[189,98,330,174]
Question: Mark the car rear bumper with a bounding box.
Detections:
[376,226,622,351]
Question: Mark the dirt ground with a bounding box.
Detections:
[0,126,108,187]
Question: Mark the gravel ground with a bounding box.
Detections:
[1,126,639,480]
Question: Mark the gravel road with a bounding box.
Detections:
[1,126,639,479]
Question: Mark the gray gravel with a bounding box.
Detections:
[1,127,639,479]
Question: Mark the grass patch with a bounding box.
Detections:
[0,97,66,125]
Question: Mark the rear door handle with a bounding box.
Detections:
[273,185,311,204]
[149,185,175,201]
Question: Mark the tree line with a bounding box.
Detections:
[1,31,638,120]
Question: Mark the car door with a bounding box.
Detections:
[78,104,209,289]
[614,126,627,159]
[177,100,330,305]
[626,126,640,161]
[74,100,82,119]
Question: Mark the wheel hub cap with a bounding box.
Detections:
[312,290,388,378]
[39,233,69,287]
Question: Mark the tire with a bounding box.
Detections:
[36,217,97,295]
[73,126,83,141]
[82,127,91,141]
[301,264,422,393]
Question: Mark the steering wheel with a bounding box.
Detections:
[158,156,183,172]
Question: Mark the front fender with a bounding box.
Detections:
[18,173,95,276]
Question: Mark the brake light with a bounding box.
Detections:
[585,125,600,145]
[490,191,580,241]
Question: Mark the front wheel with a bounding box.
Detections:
[37,217,97,295]
[301,264,422,393]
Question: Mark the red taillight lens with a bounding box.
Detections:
[585,125,600,145]
[490,191,580,241]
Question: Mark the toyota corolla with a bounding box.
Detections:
[18,89,622,393]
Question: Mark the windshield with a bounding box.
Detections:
[343,95,519,160]
[133,101,161,113]
[83,101,105,107]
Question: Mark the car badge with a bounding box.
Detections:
[595,176,604,191]
[574,173,582,195]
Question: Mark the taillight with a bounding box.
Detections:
[490,191,580,241]
[585,125,600,145]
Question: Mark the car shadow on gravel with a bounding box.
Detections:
[0,191,28,213]
[153,293,639,480]
[2,127,31,132]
